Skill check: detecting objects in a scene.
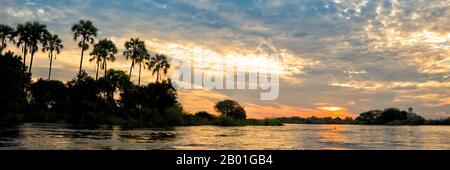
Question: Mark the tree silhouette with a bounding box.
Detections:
[97,69,133,115]
[119,79,180,124]
[72,20,98,76]
[214,99,247,119]
[0,52,31,121]
[90,52,103,80]
[136,51,150,86]
[98,69,132,100]
[66,71,102,124]
[147,54,170,82]
[89,39,117,80]
[124,38,148,85]
[379,108,408,124]
[42,33,63,80]
[29,79,68,121]
[16,23,31,71]
[0,24,15,54]
[355,110,381,124]
[1,19,292,127]
[25,21,49,74]
[195,111,217,121]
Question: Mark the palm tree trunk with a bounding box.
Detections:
[23,46,27,71]
[104,61,107,77]
[157,70,160,82]
[129,60,134,79]
[79,48,85,76]
[48,51,53,80]
[0,38,5,54]
[28,48,35,74]
[95,61,99,80]
[138,61,142,86]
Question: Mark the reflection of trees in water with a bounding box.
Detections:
[119,131,176,143]
[114,126,177,146]
[1,123,179,149]
[54,124,177,146]
[0,125,21,148]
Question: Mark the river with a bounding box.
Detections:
[0,123,449,150]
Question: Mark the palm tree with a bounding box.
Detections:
[72,20,98,76]
[137,51,150,86]
[42,33,63,80]
[0,24,15,54]
[147,54,170,82]
[90,52,103,80]
[123,38,148,82]
[16,23,31,70]
[89,39,117,80]
[23,21,49,74]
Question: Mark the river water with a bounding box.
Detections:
[0,123,449,150]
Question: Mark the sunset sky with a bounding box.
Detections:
[1,0,449,119]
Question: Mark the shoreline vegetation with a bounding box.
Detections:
[0,50,282,127]
[0,21,448,127]
[276,113,450,126]
[0,20,282,127]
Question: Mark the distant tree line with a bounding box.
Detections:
[184,100,282,126]
[277,116,354,124]
[277,107,450,125]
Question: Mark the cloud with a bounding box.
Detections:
[1,0,449,119]
[330,80,450,91]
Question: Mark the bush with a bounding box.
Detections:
[355,110,381,124]
[29,79,68,121]
[211,117,246,126]
[209,117,283,126]
[194,111,217,121]
[214,99,246,119]
[66,71,102,124]
[354,107,427,125]
[0,52,31,122]
[379,108,407,124]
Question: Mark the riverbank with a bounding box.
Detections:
[1,113,283,128]
[276,116,450,126]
